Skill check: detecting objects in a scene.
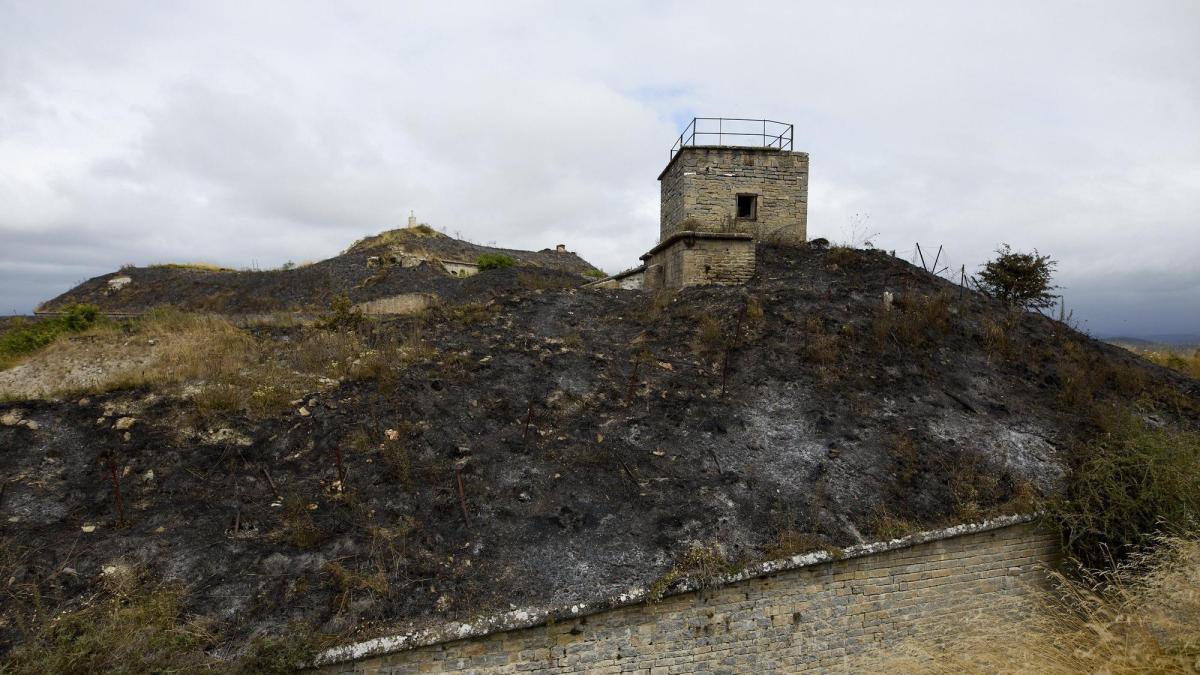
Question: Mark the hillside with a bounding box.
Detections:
[36,227,599,315]
[1,243,1197,664]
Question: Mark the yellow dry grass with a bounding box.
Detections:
[877,536,1200,673]
[1127,345,1200,380]
[0,309,407,416]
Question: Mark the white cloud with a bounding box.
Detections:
[1,0,1197,336]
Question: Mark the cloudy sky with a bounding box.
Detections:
[2,1,1197,338]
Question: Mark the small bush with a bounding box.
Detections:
[583,268,607,279]
[977,243,1057,311]
[322,294,364,330]
[476,253,516,270]
[1048,407,1200,569]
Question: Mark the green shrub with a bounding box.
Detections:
[583,268,607,279]
[0,304,102,367]
[1048,407,1200,569]
[476,253,516,271]
[322,294,364,330]
[978,244,1058,311]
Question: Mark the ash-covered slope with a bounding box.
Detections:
[2,244,1197,655]
[37,228,598,315]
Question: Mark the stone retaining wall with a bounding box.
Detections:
[316,517,1057,674]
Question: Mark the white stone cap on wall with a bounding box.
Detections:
[310,513,1041,667]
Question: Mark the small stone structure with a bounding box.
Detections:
[640,231,755,292]
[590,118,807,291]
[314,515,1056,673]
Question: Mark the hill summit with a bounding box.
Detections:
[1,237,1197,665]
[37,225,601,316]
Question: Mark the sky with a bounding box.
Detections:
[1,1,1198,338]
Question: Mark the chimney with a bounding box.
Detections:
[407,211,417,228]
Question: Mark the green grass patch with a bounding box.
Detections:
[476,253,516,270]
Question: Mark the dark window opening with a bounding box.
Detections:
[736,194,758,220]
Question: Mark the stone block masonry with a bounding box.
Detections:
[640,233,755,291]
[315,516,1058,674]
[659,146,809,245]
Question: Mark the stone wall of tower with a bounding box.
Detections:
[659,147,809,244]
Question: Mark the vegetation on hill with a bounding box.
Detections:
[1,243,1196,666]
[37,228,599,315]
[977,244,1058,311]
[882,534,1200,672]
[476,253,516,270]
[1119,343,1200,380]
[0,304,101,369]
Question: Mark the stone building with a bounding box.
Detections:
[592,117,808,291]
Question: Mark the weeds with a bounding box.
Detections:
[279,497,325,549]
[2,582,217,675]
[1047,406,1200,569]
[826,247,860,268]
[867,508,917,540]
[648,543,741,602]
[692,315,727,364]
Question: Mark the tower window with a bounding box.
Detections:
[736,194,758,220]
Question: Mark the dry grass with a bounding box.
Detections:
[0,309,399,417]
[764,529,843,560]
[1119,343,1200,380]
[692,315,727,364]
[648,543,741,602]
[878,536,1200,673]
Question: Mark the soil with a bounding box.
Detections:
[2,243,1197,657]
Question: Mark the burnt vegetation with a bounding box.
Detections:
[1,242,1197,666]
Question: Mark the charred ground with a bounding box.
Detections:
[2,243,1197,660]
[36,228,597,315]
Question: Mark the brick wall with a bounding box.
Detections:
[317,519,1057,674]
[658,147,809,244]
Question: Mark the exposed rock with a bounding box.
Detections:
[113,416,136,430]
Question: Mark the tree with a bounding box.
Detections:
[977,244,1057,311]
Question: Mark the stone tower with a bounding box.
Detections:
[658,118,808,244]
[587,118,809,292]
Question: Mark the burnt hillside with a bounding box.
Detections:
[2,243,1197,659]
[36,227,598,315]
